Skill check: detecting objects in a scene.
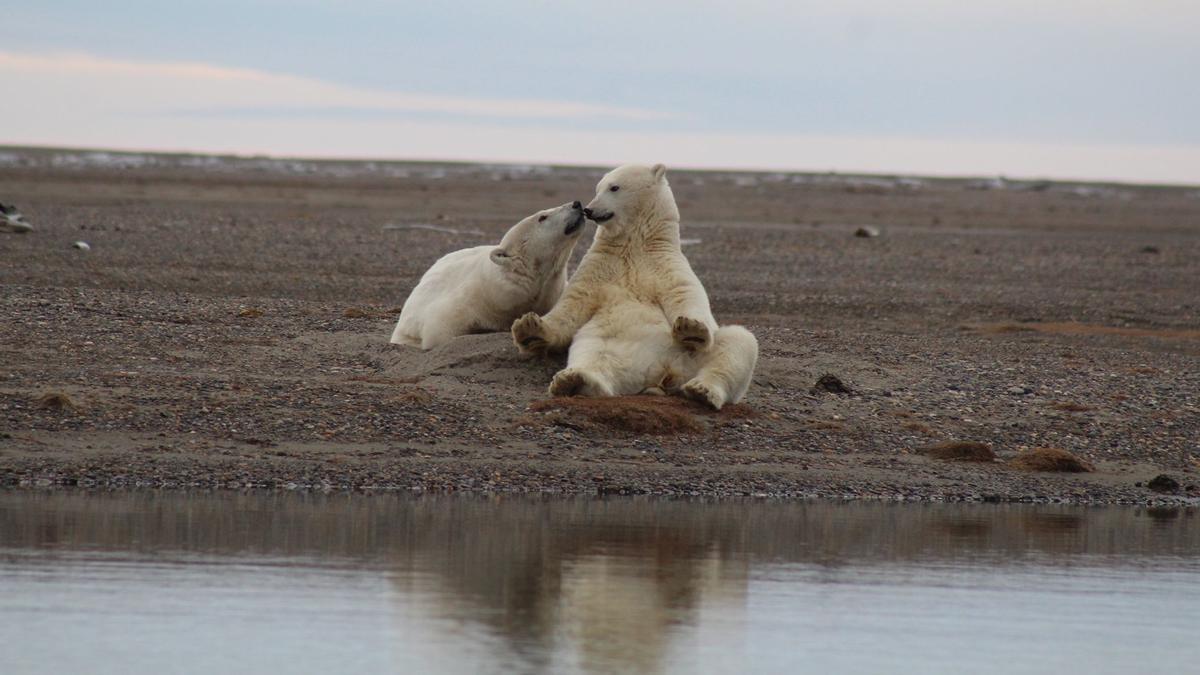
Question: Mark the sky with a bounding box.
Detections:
[1,1,1198,183]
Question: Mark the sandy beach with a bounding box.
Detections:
[1,147,1198,502]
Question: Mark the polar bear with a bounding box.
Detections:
[390,201,586,349]
[511,164,758,410]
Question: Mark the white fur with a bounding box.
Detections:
[391,202,585,349]
[511,164,758,409]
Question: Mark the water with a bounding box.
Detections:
[1,492,1197,674]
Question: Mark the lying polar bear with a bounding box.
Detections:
[511,164,758,410]
[390,201,586,349]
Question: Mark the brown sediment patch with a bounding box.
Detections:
[715,403,759,420]
[342,307,393,319]
[347,375,423,385]
[963,322,1035,334]
[1008,447,1094,473]
[920,441,996,462]
[803,419,847,432]
[520,396,714,435]
[1051,401,1093,412]
[902,421,934,434]
[237,307,264,318]
[223,337,276,347]
[392,388,434,405]
[969,321,1200,341]
[36,392,77,410]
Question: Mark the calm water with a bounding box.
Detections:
[1,492,1198,674]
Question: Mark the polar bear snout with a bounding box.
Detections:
[562,201,585,235]
[583,207,614,223]
[564,210,586,235]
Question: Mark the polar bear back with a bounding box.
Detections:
[390,246,499,348]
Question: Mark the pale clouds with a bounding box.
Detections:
[0,52,672,122]
[1,50,1196,183]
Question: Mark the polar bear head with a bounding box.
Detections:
[584,163,680,236]
[489,201,586,279]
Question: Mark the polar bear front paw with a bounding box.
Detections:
[512,312,548,353]
[672,317,711,352]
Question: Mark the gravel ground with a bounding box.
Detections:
[1,147,1198,503]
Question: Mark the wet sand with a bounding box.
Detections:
[1,147,1198,502]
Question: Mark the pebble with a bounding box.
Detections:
[72,241,91,251]
[854,226,880,238]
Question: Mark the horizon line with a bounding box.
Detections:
[3,143,1198,190]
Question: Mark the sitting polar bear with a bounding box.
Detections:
[511,164,758,410]
[390,201,586,349]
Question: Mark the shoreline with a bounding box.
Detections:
[2,149,1198,506]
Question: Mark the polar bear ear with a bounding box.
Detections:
[489,247,512,267]
[651,163,667,181]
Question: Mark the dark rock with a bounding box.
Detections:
[36,392,77,410]
[812,374,852,395]
[1147,474,1180,494]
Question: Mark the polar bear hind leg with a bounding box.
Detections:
[551,313,671,398]
[681,325,758,410]
[416,303,469,350]
[390,326,422,347]
[390,311,423,346]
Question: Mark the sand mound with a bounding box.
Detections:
[381,332,562,387]
[969,321,1200,341]
[1008,447,1094,473]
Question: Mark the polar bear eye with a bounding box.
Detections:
[609,185,620,192]
[538,215,547,222]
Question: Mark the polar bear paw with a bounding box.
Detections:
[672,317,711,352]
[512,312,548,353]
[549,368,589,397]
[682,379,726,410]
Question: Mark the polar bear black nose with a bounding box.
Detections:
[571,201,582,210]
[582,207,593,218]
